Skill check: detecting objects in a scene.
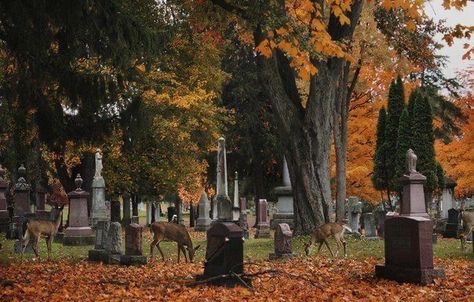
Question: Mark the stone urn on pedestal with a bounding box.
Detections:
[271,157,294,229]
[64,174,95,245]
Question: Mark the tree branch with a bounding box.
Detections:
[210,0,251,20]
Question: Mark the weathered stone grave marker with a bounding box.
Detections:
[195,191,212,231]
[64,174,95,245]
[0,165,9,233]
[269,223,293,260]
[91,149,110,227]
[362,213,377,239]
[444,208,461,238]
[88,220,110,262]
[215,137,232,221]
[120,223,147,265]
[105,221,122,264]
[348,196,362,235]
[255,199,271,238]
[440,178,456,219]
[271,157,294,229]
[239,197,249,239]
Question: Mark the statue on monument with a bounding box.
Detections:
[406,149,417,174]
[95,149,103,178]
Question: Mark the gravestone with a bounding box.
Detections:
[196,222,248,286]
[444,208,461,238]
[110,200,121,222]
[215,137,232,221]
[104,221,122,264]
[271,157,294,229]
[375,207,387,238]
[399,149,429,218]
[255,199,271,238]
[120,223,147,265]
[232,172,240,222]
[269,223,293,260]
[348,196,362,235]
[440,178,457,219]
[375,150,444,285]
[11,165,34,253]
[63,174,95,245]
[239,197,249,239]
[0,165,9,233]
[362,213,377,239]
[195,191,212,231]
[122,194,131,225]
[91,149,109,227]
[35,185,49,220]
[88,220,110,262]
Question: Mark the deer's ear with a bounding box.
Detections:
[194,245,200,251]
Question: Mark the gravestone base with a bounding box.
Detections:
[88,249,109,262]
[54,232,64,243]
[194,274,252,287]
[443,223,460,238]
[375,264,445,285]
[120,254,147,266]
[269,253,294,260]
[363,236,379,240]
[195,218,212,232]
[104,253,122,265]
[270,213,294,229]
[14,240,34,254]
[63,235,95,246]
[255,225,271,238]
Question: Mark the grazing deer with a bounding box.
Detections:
[22,206,64,260]
[304,222,352,258]
[459,210,474,252]
[150,222,200,263]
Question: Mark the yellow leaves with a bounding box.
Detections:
[256,39,272,58]
[405,20,416,32]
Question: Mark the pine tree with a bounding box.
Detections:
[372,107,388,192]
[411,90,438,204]
[385,76,405,192]
[395,108,412,183]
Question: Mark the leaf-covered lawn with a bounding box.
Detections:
[1,257,472,301]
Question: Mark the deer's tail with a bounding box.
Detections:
[342,225,352,233]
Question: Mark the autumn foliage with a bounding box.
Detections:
[0,257,472,301]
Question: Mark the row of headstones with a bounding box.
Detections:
[88,220,147,265]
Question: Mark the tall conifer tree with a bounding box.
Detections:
[384,76,405,193]
[372,107,388,194]
[395,108,412,184]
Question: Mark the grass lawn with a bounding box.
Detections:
[1,227,472,264]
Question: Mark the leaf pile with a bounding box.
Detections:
[0,257,472,301]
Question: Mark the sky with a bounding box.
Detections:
[425,0,474,79]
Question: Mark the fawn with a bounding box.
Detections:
[304,222,352,258]
[459,210,474,252]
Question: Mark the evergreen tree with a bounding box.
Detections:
[372,107,388,193]
[411,91,438,204]
[395,108,412,183]
[384,76,405,192]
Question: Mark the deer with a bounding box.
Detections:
[304,222,352,258]
[459,210,474,252]
[150,222,200,263]
[22,206,64,260]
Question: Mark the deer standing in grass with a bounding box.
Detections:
[150,222,200,263]
[459,210,474,252]
[22,206,64,260]
[304,222,352,258]
[22,182,68,260]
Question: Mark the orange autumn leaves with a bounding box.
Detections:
[1,257,472,301]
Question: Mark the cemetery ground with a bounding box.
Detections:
[0,221,473,302]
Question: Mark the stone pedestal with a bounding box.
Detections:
[196,222,248,286]
[255,199,271,238]
[375,216,445,285]
[400,172,429,218]
[269,223,293,260]
[271,157,294,229]
[238,197,249,239]
[216,195,232,221]
[121,223,147,265]
[232,172,240,222]
[10,165,32,240]
[102,221,122,264]
[91,176,109,227]
[195,191,212,231]
[362,213,378,239]
[88,220,110,262]
[0,166,9,233]
[64,174,95,245]
[348,197,362,235]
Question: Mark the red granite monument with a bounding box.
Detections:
[375,149,445,285]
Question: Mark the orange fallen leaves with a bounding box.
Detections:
[0,257,472,301]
